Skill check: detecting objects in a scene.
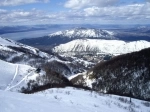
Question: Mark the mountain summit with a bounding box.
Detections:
[19,28,116,46]
[49,27,116,39]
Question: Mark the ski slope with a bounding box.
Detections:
[0,59,42,91]
[0,87,150,112]
[5,64,19,91]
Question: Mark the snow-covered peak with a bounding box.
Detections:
[49,28,116,39]
[53,39,150,55]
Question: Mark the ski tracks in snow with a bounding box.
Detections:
[5,70,34,91]
[5,64,19,91]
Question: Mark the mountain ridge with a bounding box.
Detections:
[53,39,150,55]
[49,27,116,39]
[18,28,117,46]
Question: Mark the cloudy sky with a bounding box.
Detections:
[0,0,150,25]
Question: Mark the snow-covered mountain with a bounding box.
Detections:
[53,39,150,55]
[19,28,116,46]
[49,27,116,39]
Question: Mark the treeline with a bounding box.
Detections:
[21,62,91,94]
[21,82,92,94]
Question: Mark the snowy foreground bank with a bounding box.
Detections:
[1,87,150,112]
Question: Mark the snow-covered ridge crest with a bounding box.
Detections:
[49,27,116,39]
[0,37,49,58]
[53,39,150,55]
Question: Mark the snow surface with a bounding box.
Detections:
[53,39,150,55]
[0,87,150,112]
[0,59,42,91]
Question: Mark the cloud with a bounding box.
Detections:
[83,3,150,20]
[0,0,49,6]
[64,0,119,9]
[0,8,67,25]
[0,9,41,23]
[63,2,150,24]
[0,2,150,25]
[0,9,7,13]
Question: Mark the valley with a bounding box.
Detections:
[0,25,150,112]
[1,0,150,111]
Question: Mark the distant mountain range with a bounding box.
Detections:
[18,27,150,47]
[49,27,116,39]
[18,28,117,46]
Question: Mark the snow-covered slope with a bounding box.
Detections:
[0,37,53,67]
[0,87,150,112]
[53,39,150,55]
[0,59,43,91]
[49,27,116,39]
[0,37,49,58]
